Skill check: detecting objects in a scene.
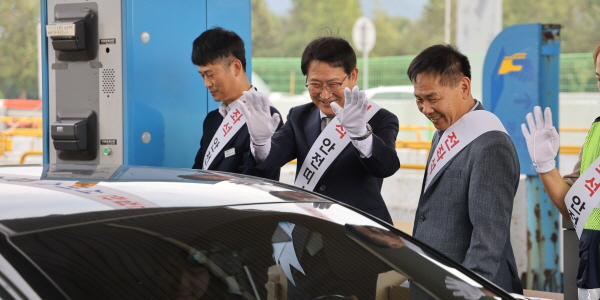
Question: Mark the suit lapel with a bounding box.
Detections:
[304,106,321,147]
[420,131,440,196]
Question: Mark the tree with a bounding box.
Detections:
[279,0,363,57]
[251,0,282,57]
[0,0,39,99]
[370,10,413,56]
[503,0,600,53]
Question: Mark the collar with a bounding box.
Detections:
[469,99,481,112]
[217,85,255,117]
[437,100,481,136]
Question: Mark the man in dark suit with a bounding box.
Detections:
[191,27,282,180]
[240,36,399,223]
[408,44,523,294]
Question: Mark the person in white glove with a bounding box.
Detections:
[521,106,560,173]
[190,27,282,180]
[239,89,280,161]
[521,105,571,219]
[522,44,600,298]
[241,35,400,223]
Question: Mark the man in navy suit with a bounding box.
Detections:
[191,27,282,180]
[241,36,399,223]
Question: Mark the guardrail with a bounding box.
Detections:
[286,126,589,170]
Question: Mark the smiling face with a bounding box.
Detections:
[413,73,474,130]
[305,60,358,117]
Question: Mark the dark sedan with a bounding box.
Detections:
[0,164,523,299]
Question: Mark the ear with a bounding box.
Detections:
[349,68,359,87]
[231,59,243,76]
[459,76,471,99]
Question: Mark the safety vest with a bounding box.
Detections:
[580,117,600,231]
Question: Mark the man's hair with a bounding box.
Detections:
[191,27,246,71]
[301,36,357,76]
[407,44,471,87]
[593,42,600,66]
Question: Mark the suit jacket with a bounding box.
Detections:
[412,103,523,293]
[246,102,400,223]
[193,106,282,181]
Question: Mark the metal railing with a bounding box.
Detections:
[287,125,590,169]
[0,116,43,164]
[0,121,589,166]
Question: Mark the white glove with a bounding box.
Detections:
[239,90,280,146]
[521,106,559,173]
[444,276,485,300]
[330,86,368,137]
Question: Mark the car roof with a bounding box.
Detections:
[0,164,331,222]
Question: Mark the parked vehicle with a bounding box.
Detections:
[0,164,526,299]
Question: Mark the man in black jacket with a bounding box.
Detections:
[191,27,282,180]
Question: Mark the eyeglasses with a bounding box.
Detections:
[305,75,348,95]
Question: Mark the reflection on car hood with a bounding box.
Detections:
[0,164,331,221]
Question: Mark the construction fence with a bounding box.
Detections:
[253,52,597,95]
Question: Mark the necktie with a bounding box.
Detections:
[321,117,333,131]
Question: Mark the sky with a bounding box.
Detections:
[265,0,428,20]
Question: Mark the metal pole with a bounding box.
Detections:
[361,24,368,89]
[363,52,368,90]
[445,0,451,44]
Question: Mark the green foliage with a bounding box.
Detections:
[504,0,600,53]
[251,0,282,57]
[252,0,600,57]
[278,0,362,57]
[0,0,39,99]
[503,0,600,53]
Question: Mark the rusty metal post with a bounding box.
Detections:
[526,176,562,291]
[483,23,562,292]
[524,24,562,292]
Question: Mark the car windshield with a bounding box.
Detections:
[2,206,508,299]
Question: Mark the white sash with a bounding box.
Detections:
[203,102,247,170]
[564,155,600,238]
[294,99,381,191]
[424,110,507,192]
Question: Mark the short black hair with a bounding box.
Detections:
[407,44,471,87]
[301,36,356,76]
[191,27,246,71]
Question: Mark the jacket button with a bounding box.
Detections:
[420,215,425,222]
[319,185,326,191]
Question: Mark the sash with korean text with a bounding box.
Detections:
[424,110,507,192]
[564,155,600,238]
[203,102,246,170]
[294,100,381,191]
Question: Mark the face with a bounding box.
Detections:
[197,59,242,105]
[596,54,600,91]
[413,73,472,130]
[305,60,358,117]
